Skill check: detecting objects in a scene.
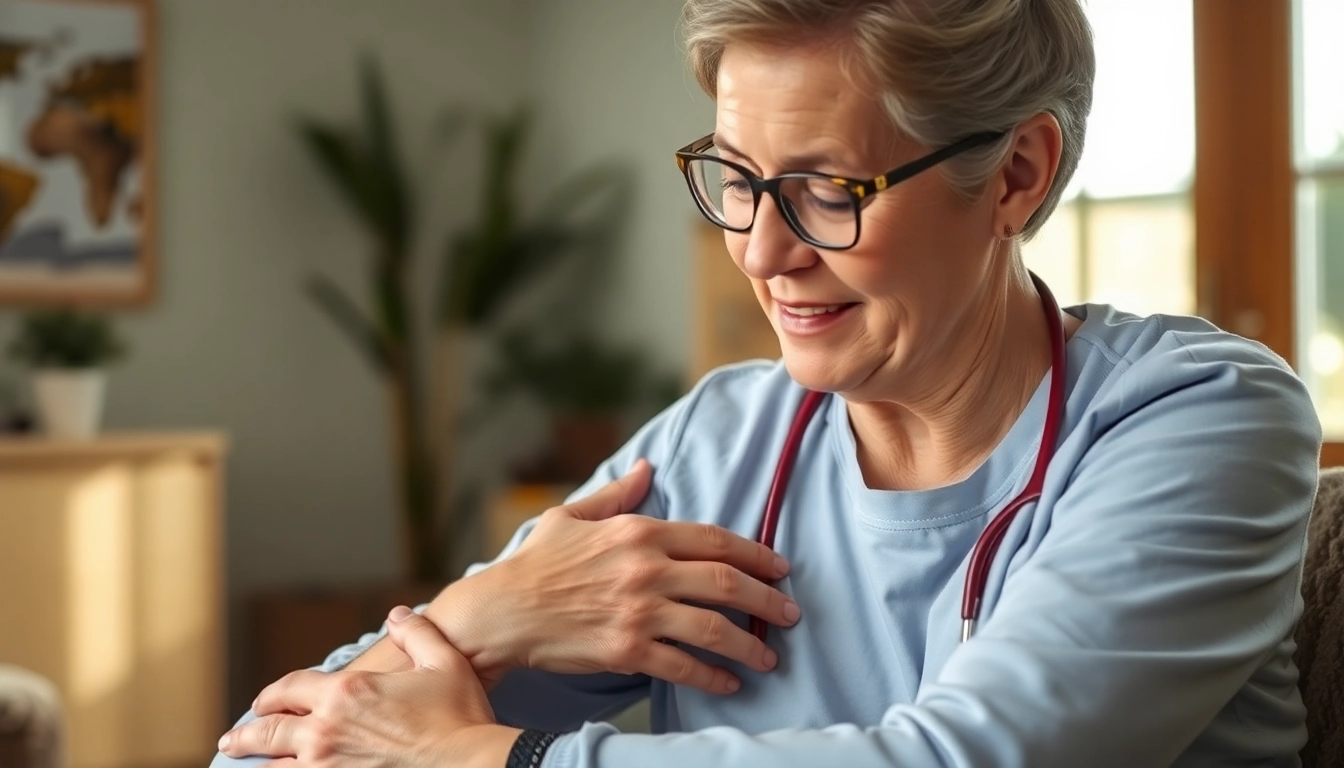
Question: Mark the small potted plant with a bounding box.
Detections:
[7,308,126,439]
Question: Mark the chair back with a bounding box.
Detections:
[1297,467,1344,767]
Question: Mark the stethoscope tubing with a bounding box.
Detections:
[749,273,1067,645]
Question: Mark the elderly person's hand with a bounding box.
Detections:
[218,606,520,768]
[439,458,800,695]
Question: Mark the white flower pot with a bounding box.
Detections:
[33,369,106,439]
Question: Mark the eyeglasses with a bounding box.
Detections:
[675,131,1005,250]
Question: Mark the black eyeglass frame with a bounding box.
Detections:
[675,130,1006,250]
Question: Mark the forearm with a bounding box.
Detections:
[341,575,513,687]
[339,633,414,673]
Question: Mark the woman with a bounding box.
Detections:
[215,0,1321,766]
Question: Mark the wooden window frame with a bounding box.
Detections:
[1191,0,1343,464]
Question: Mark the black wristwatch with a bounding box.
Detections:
[506,729,561,768]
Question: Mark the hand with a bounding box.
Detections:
[219,606,520,768]
[441,459,801,695]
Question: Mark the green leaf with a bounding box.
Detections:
[294,121,378,228]
[435,112,634,330]
[357,53,413,260]
[371,257,411,345]
[304,272,391,372]
[293,54,415,269]
[7,309,125,368]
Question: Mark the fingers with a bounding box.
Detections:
[218,713,301,758]
[654,601,779,675]
[641,639,743,695]
[385,606,498,725]
[384,605,471,674]
[660,521,790,582]
[561,459,653,521]
[252,669,329,716]
[665,561,800,630]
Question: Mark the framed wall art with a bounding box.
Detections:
[0,0,156,306]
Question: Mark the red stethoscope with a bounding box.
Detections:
[749,272,1067,644]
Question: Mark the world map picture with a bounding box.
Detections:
[0,0,154,305]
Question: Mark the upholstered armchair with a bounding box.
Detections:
[0,664,63,768]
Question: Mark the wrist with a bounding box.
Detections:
[425,570,516,684]
[458,724,524,768]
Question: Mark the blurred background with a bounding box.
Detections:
[0,1,1339,767]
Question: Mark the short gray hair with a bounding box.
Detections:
[682,0,1095,239]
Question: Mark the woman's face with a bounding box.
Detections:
[715,41,1000,401]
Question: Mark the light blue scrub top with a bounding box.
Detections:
[212,304,1322,768]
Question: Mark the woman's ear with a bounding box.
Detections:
[992,112,1063,237]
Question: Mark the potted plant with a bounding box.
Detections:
[245,58,632,712]
[294,54,630,582]
[7,308,125,439]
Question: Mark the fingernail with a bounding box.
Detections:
[218,733,231,751]
[783,600,800,623]
[389,605,413,622]
[774,555,790,576]
[726,677,740,692]
[763,648,778,669]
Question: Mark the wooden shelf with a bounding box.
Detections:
[0,432,226,462]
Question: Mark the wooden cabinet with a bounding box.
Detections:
[0,433,226,768]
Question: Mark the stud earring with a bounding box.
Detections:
[1003,224,1015,238]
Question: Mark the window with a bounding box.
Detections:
[1294,0,1344,436]
[1028,0,1196,316]
[1033,1,1344,459]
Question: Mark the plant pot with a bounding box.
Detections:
[553,413,624,483]
[32,368,106,439]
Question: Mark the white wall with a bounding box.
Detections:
[525,0,715,369]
